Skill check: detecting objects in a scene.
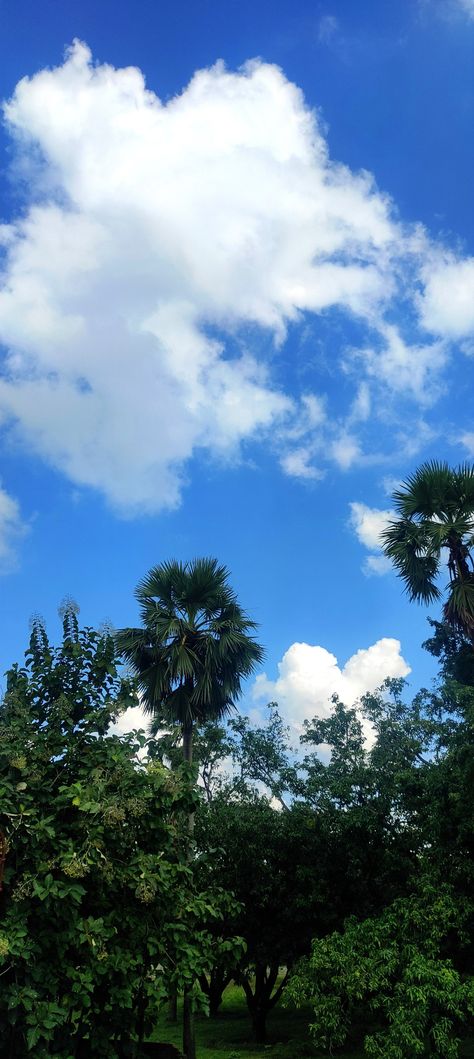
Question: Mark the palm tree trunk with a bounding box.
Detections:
[182,719,193,764]
[182,718,195,849]
[182,717,196,1059]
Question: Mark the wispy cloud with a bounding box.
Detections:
[0,485,27,572]
[317,14,340,44]
[457,0,474,19]
[349,501,395,577]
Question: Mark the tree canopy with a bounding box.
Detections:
[382,462,474,637]
[0,607,227,1059]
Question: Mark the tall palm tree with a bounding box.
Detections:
[382,462,474,639]
[115,557,264,1059]
[116,557,264,765]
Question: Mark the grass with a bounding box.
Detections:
[152,984,362,1059]
[152,983,474,1059]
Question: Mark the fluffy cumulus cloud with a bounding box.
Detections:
[419,257,474,339]
[349,501,394,576]
[0,484,27,571]
[252,638,410,737]
[0,43,470,511]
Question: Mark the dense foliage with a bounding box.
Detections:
[287,885,474,1058]
[1,524,473,1059]
[115,557,264,1059]
[0,608,226,1058]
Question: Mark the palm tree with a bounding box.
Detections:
[115,557,264,1059]
[116,556,264,764]
[382,461,474,639]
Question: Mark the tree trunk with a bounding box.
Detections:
[182,989,196,1059]
[167,989,178,1023]
[199,967,231,1017]
[240,962,289,1044]
[182,719,195,848]
[182,717,196,1059]
[182,720,193,767]
[252,1006,267,1044]
[208,976,225,1018]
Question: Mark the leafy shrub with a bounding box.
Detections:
[287,884,474,1059]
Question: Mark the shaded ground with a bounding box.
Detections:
[152,984,348,1058]
[152,984,474,1059]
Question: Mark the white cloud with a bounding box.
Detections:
[349,382,371,423]
[0,485,27,571]
[111,703,149,737]
[362,324,447,403]
[252,638,410,740]
[349,501,394,550]
[280,447,322,480]
[363,553,392,576]
[349,501,395,576]
[0,42,405,512]
[458,430,474,455]
[277,393,327,479]
[382,475,402,496]
[419,257,474,338]
[331,434,361,470]
[0,43,470,513]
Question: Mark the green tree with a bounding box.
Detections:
[287,884,474,1059]
[226,703,300,810]
[194,687,427,1039]
[149,719,234,803]
[288,661,474,1058]
[423,619,474,686]
[115,558,264,1059]
[0,606,223,1059]
[195,795,330,1042]
[115,559,263,772]
[382,462,474,638]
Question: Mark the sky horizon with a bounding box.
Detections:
[1,0,473,729]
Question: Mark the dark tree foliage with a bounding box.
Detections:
[288,668,474,1058]
[0,607,224,1059]
[423,619,474,686]
[195,796,329,1042]
[382,462,474,638]
[115,558,264,760]
[115,559,263,1059]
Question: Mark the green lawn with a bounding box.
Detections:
[152,984,474,1059]
[152,984,361,1059]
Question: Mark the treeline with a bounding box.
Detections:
[1,462,474,1059]
[0,607,473,1059]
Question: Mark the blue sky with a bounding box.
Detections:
[0,0,473,727]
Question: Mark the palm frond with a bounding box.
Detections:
[382,519,441,604]
[115,557,264,730]
[392,461,456,519]
[385,461,474,637]
[443,576,474,634]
